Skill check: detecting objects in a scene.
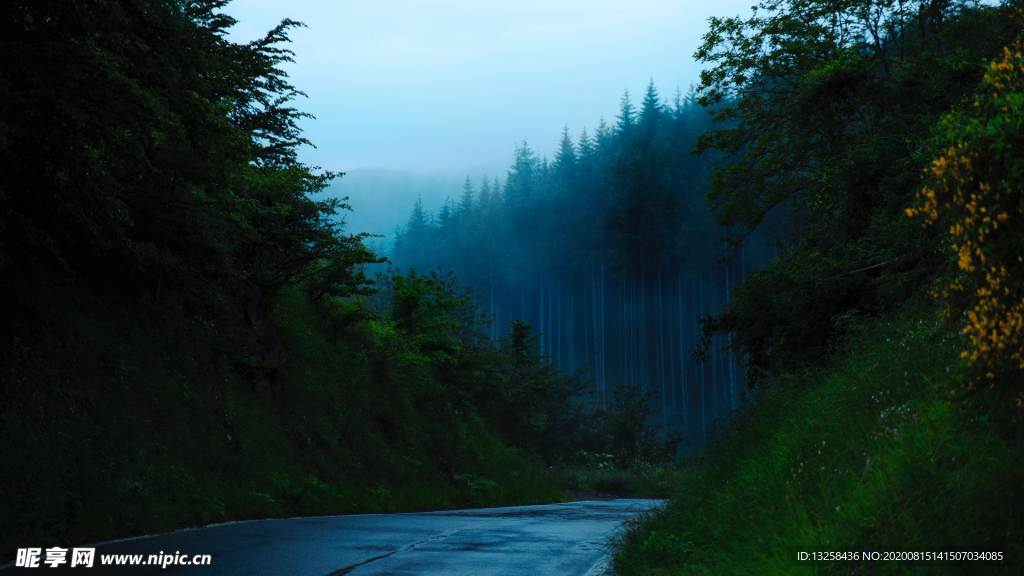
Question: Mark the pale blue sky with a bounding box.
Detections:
[225,0,756,174]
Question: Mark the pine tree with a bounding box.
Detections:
[458,176,475,216]
[478,175,492,209]
[616,89,636,132]
[640,79,661,131]
[577,127,595,162]
[394,195,432,268]
[437,198,455,233]
[505,142,539,206]
[671,86,684,119]
[595,116,613,149]
[553,125,577,184]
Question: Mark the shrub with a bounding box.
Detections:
[908,32,1024,403]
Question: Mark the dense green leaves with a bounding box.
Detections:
[0,0,379,302]
[908,33,1024,399]
[695,0,1020,385]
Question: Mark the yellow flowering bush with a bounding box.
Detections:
[907,35,1024,403]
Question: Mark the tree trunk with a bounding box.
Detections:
[591,264,599,380]
[678,266,687,428]
[698,273,705,431]
[600,259,606,393]
[658,268,666,425]
[569,274,575,371]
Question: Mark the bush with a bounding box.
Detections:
[908,33,1024,404]
[613,307,1024,574]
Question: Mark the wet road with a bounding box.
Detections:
[9,500,661,575]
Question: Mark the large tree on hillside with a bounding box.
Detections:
[694,0,1021,383]
[0,0,380,301]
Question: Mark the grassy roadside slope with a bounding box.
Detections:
[0,283,562,561]
[613,303,1024,574]
[614,27,1024,575]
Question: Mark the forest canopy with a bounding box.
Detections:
[388,83,765,439]
[387,0,1024,438]
[0,0,380,301]
[695,0,1022,384]
[0,1,683,494]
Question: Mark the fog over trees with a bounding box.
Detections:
[327,166,506,251]
[4,0,1022,561]
[383,82,786,440]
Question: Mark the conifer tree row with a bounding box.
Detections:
[391,82,778,438]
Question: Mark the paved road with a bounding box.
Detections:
[10,500,661,575]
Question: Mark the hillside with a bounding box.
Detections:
[0,281,560,557]
[0,1,568,559]
[611,0,1024,573]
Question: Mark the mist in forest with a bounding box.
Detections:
[377,83,795,444]
[329,165,506,251]
[221,0,777,444]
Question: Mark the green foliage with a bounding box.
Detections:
[616,5,1024,574]
[544,460,682,498]
[482,319,589,455]
[908,30,1024,403]
[614,305,1024,575]
[694,0,1021,386]
[486,322,685,467]
[391,272,465,365]
[599,382,686,468]
[0,1,578,561]
[366,268,684,469]
[0,0,381,303]
[0,284,564,560]
[369,269,597,462]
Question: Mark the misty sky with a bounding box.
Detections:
[225,0,756,175]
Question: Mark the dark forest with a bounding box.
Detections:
[2,0,1023,572]
[386,85,780,442]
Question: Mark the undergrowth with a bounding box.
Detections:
[0,283,562,561]
[546,456,683,499]
[613,305,1024,575]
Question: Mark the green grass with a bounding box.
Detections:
[613,307,1024,575]
[0,283,563,561]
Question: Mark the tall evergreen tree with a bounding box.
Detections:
[640,79,662,131]
[616,89,637,132]
[578,127,595,162]
[478,175,492,209]
[458,176,475,216]
[595,116,614,149]
[387,78,759,441]
[553,126,577,184]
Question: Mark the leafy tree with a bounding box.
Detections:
[602,382,684,467]
[693,0,1020,385]
[908,32,1024,401]
[0,0,380,304]
[384,74,739,442]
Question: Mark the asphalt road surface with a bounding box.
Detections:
[8,499,662,575]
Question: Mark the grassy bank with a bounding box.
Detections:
[613,306,1024,574]
[0,283,563,561]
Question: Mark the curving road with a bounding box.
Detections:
[10,499,661,575]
